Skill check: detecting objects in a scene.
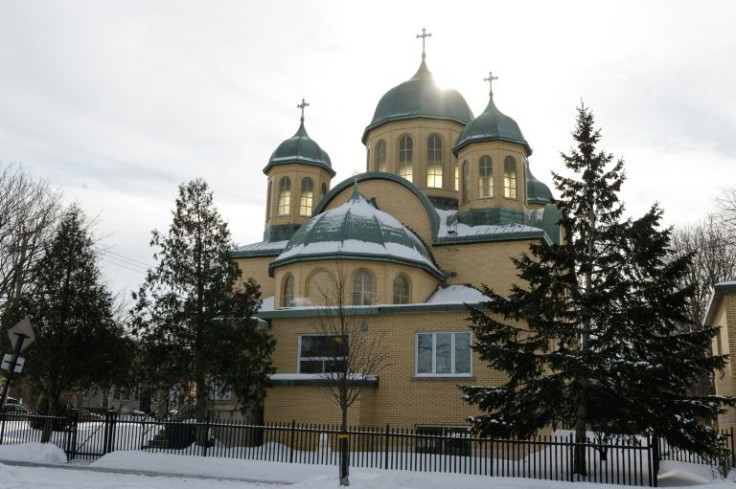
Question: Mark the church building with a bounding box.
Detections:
[232,32,560,433]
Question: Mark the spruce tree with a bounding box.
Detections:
[24,205,132,441]
[132,179,274,423]
[462,105,732,475]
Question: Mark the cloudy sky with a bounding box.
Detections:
[1,0,735,301]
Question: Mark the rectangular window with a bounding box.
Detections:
[210,384,232,402]
[298,334,349,373]
[416,331,471,376]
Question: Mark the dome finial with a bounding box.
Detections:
[416,28,432,61]
[484,71,499,98]
[297,97,310,123]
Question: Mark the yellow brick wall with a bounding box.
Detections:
[236,256,276,300]
[264,311,509,429]
[363,118,466,201]
[272,260,439,307]
[434,240,530,297]
[456,141,529,213]
[716,293,736,430]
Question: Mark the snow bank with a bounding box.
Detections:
[0,442,66,464]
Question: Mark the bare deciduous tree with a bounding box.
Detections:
[310,265,388,486]
[671,215,736,329]
[0,163,60,327]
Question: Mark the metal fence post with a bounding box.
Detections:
[384,424,390,469]
[289,419,296,463]
[66,409,79,461]
[203,413,210,458]
[0,411,6,446]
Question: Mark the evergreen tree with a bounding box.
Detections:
[23,206,132,441]
[132,179,274,423]
[462,105,732,474]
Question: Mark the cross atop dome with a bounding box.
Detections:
[297,98,309,121]
[484,71,499,97]
[416,28,432,60]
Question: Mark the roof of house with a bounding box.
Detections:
[703,281,736,326]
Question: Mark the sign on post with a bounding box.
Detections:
[1,354,24,373]
[7,317,35,351]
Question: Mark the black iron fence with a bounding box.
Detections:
[0,410,732,487]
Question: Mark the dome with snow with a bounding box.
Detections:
[526,164,553,204]
[362,60,474,143]
[263,118,335,176]
[269,187,442,278]
[453,92,531,155]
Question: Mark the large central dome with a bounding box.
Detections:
[362,60,473,143]
[270,188,442,278]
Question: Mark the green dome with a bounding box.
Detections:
[270,188,442,278]
[362,60,473,143]
[526,163,553,204]
[453,93,532,155]
[264,118,335,176]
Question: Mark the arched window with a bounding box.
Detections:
[282,274,294,307]
[277,177,291,215]
[454,163,459,191]
[426,134,443,188]
[300,177,314,216]
[461,161,469,203]
[504,156,517,199]
[479,156,493,198]
[393,275,410,304]
[321,182,327,200]
[266,180,272,219]
[398,135,413,182]
[376,140,387,172]
[352,269,374,306]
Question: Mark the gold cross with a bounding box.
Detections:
[416,28,432,59]
[297,98,309,120]
[484,71,499,96]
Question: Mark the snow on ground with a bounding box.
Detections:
[0,443,733,488]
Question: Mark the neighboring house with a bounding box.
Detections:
[705,281,736,431]
[232,44,560,432]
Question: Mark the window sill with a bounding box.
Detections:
[412,375,475,382]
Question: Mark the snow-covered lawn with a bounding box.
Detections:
[0,442,731,488]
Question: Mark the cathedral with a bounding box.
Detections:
[231,32,561,432]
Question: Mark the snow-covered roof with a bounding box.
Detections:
[435,208,545,240]
[427,285,488,304]
[232,240,288,258]
[270,191,442,278]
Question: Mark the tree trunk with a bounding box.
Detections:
[339,403,349,486]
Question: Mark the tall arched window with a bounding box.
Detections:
[300,177,314,216]
[504,156,517,199]
[393,275,410,304]
[277,177,291,215]
[376,140,387,172]
[321,182,327,200]
[398,135,413,182]
[479,156,493,198]
[461,161,469,203]
[352,269,374,306]
[426,134,443,188]
[454,163,459,191]
[282,274,294,307]
[266,181,272,219]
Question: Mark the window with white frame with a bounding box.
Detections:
[298,334,349,373]
[210,384,232,402]
[416,332,471,376]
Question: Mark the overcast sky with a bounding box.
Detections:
[1,0,735,302]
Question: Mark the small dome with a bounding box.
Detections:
[362,60,474,143]
[526,164,553,205]
[264,118,335,176]
[270,187,442,278]
[453,93,532,155]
